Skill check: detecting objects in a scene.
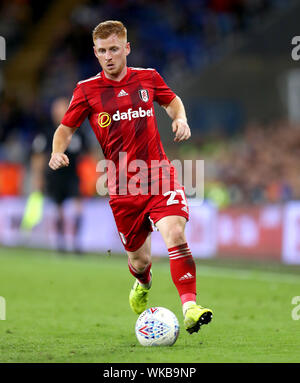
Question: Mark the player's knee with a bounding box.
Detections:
[165,223,186,246]
[130,257,151,273]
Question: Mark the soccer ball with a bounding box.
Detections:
[135,307,180,346]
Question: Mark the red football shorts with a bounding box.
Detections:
[109,188,189,252]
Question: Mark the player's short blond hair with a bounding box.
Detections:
[92,20,127,42]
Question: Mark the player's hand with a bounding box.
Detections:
[48,152,69,170]
[172,118,191,142]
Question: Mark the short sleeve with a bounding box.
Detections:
[153,70,176,106]
[61,84,90,128]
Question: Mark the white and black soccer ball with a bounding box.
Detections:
[135,307,180,346]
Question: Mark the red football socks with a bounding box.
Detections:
[168,243,196,304]
[128,259,152,286]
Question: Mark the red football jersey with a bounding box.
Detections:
[61,67,181,197]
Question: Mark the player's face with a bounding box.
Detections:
[93,34,130,79]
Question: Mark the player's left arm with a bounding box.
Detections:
[162,96,191,142]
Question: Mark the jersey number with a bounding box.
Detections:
[163,190,188,209]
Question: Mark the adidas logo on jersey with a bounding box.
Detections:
[179,272,194,281]
[113,107,153,121]
[117,89,128,97]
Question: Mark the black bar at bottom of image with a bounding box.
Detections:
[0,363,295,381]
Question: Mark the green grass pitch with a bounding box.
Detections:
[0,246,299,363]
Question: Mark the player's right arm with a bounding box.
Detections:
[49,83,90,171]
[48,124,76,170]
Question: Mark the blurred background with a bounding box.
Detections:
[1,0,300,264]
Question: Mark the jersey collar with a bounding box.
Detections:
[101,67,131,85]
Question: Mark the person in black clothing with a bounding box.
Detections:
[31,97,87,253]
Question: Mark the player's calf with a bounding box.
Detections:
[128,259,152,288]
[128,259,152,314]
[167,242,213,333]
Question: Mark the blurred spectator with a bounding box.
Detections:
[202,120,300,205]
[30,97,89,253]
[0,0,53,57]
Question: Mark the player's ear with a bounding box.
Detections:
[93,45,98,58]
[126,42,131,56]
